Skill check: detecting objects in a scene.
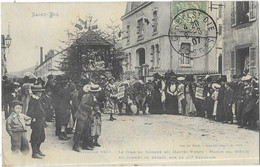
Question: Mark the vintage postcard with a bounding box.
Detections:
[1,1,259,166]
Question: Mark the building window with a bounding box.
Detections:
[219,24,222,36]
[128,53,132,70]
[236,1,249,25]
[152,10,158,33]
[150,45,154,67]
[137,18,144,39]
[249,1,257,21]
[180,43,191,65]
[218,6,222,18]
[232,1,257,27]
[155,44,160,67]
[126,25,130,43]
[231,2,237,26]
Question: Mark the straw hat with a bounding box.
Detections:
[83,84,91,93]
[31,85,45,92]
[177,76,185,81]
[241,75,252,81]
[212,83,221,90]
[89,84,102,92]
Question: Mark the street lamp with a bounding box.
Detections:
[5,34,12,48]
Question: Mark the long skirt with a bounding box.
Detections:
[149,89,163,114]
[74,118,92,147]
[165,93,178,115]
[178,97,184,115]
[216,101,225,122]
[186,93,196,116]
[213,100,218,116]
[21,95,31,114]
[105,97,117,114]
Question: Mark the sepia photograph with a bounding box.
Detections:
[1,1,259,166]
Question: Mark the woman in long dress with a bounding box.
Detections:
[185,81,197,116]
[105,77,117,121]
[21,76,32,114]
[149,78,163,114]
[177,77,185,115]
[165,77,179,115]
[211,83,220,120]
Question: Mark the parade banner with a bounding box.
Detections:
[117,86,125,99]
[195,87,205,100]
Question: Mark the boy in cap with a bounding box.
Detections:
[6,100,31,154]
[26,85,46,159]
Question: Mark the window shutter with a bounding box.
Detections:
[150,46,154,63]
[231,2,237,27]
[231,51,235,75]
[249,1,257,21]
[219,24,222,36]
[249,47,256,67]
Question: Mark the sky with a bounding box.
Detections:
[1,2,126,72]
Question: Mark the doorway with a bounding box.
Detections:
[236,47,249,75]
[136,48,145,66]
[218,54,222,74]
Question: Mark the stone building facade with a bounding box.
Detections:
[121,2,221,79]
[222,1,258,81]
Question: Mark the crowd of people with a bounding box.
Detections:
[140,71,259,130]
[2,70,259,158]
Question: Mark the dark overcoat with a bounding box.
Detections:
[26,96,45,145]
[52,84,71,126]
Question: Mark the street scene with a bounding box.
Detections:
[1,1,259,166]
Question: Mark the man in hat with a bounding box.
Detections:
[73,84,101,152]
[52,76,71,140]
[41,88,54,123]
[231,75,240,122]
[194,78,205,117]
[44,74,54,91]
[239,86,256,128]
[236,75,252,125]
[203,76,213,119]
[26,85,46,159]
[223,82,234,124]
[216,77,226,122]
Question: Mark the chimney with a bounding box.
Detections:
[40,47,43,64]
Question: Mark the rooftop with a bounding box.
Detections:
[72,29,112,47]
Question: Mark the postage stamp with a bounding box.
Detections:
[169,8,218,59]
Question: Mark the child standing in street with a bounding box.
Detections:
[91,102,102,147]
[6,100,31,154]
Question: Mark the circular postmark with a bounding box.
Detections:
[168,9,217,59]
